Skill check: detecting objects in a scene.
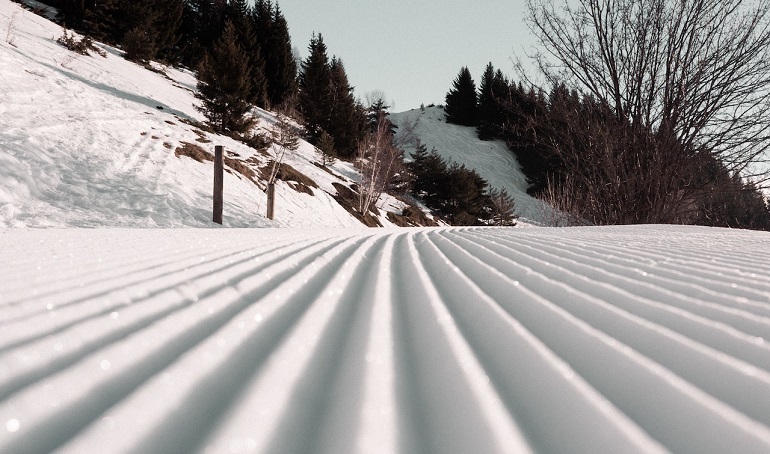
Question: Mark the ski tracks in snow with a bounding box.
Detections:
[1,226,770,453]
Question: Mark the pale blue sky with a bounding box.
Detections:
[274,1,535,111]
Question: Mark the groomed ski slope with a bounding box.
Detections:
[2,225,770,453]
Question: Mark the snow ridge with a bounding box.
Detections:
[2,225,770,453]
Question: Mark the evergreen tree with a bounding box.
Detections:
[298,33,332,143]
[328,57,366,158]
[408,145,499,225]
[147,0,184,62]
[63,0,184,63]
[58,0,88,28]
[445,66,478,126]
[226,0,250,19]
[120,0,160,62]
[477,63,497,139]
[444,162,492,224]
[364,93,396,136]
[195,21,253,134]
[81,0,121,42]
[186,0,228,55]
[251,0,273,49]
[225,0,268,107]
[488,187,518,226]
[477,63,510,140]
[175,1,204,66]
[502,82,552,195]
[264,5,298,107]
[317,130,336,167]
[409,145,448,203]
[122,26,158,62]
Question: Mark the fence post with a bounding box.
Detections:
[213,145,223,224]
[266,182,275,220]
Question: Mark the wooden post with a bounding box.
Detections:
[213,145,223,224]
[266,182,275,220]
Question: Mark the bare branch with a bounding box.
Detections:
[520,0,770,223]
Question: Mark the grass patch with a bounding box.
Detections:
[259,161,318,195]
[175,142,212,162]
[313,161,346,181]
[224,156,258,185]
[193,130,212,143]
[387,205,438,227]
[175,142,259,185]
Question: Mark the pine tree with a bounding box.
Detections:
[119,0,161,62]
[298,33,332,143]
[187,0,227,53]
[317,130,336,167]
[445,66,478,126]
[81,0,121,42]
[365,93,394,133]
[176,1,204,67]
[122,26,158,62]
[408,146,450,204]
[67,0,183,63]
[478,63,510,140]
[477,63,496,139]
[264,5,298,107]
[328,57,366,158]
[149,0,184,62]
[59,0,87,28]
[251,0,273,49]
[488,187,518,226]
[225,0,268,107]
[195,21,253,134]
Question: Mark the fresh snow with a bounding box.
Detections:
[4,1,770,453]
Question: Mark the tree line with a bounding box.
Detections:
[51,0,297,108]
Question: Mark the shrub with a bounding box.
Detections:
[56,28,106,57]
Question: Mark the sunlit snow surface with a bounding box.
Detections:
[4,2,770,453]
[1,226,770,453]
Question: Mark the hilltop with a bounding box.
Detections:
[391,106,545,223]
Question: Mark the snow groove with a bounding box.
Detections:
[2,226,770,453]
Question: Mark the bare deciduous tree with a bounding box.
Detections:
[393,114,420,150]
[522,0,770,224]
[266,110,300,219]
[356,112,403,214]
[5,12,17,47]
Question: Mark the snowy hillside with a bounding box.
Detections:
[391,107,545,223]
[0,0,413,229]
[3,226,770,453]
